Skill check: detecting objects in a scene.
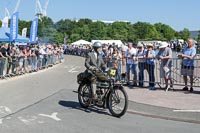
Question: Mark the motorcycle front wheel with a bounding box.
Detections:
[78,84,91,108]
[107,86,128,117]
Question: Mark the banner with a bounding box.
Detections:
[22,28,27,38]
[30,18,38,43]
[1,16,9,27]
[10,12,19,41]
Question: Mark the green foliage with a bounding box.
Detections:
[4,17,196,44]
[18,20,31,37]
[178,28,190,40]
[133,22,160,40]
[154,23,176,40]
[198,30,200,42]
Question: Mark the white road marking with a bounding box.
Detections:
[64,65,81,68]
[6,117,11,120]
[0,119,3,124]
[38,121,44,124]
[0,117,11,125]
[173,110,200,112]
[64,65,82,73]
[18,116,37,125]
[39,112,61,121]
[0,106,12,115]
[68,68,79,73]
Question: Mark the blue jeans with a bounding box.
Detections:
[31,57,36,71]
[45,56,49,67]
[52,55,56,65]
[0,58,6,76]
[146,64,155,87]
[138,62,145,86]
[49,55,53,65]
[37,57,43,69]
[117,61,122,81]
[126,63,137,82]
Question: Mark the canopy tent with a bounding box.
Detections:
[71,39,92,46]
[0,27,29,43]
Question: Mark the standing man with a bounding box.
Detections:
[136,44,146,87]
[125,43,137,86]
[145,43,156,90]
[180,38,196,92]
[156,42,173,91]
[0,43,9,78]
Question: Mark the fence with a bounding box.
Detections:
[64,49,200,89]
[0,53,64,79]
[119,57,200,89]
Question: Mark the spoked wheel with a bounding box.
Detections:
[78,84,91,108]
[107,86,128,117]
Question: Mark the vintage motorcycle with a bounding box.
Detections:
[77,68,128,117]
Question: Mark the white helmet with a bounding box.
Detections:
[93,42,102,48]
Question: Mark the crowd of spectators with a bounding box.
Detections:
[1,39,197,93]
[0,42,64,79]
[64,38,198,92]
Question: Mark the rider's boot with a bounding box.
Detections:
[91,83,97,100]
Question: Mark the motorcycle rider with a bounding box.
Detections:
[85,42,107,100]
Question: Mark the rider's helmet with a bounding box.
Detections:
[93,42,102,53]
[93,41,102,48]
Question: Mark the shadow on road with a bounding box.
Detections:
[58,100,111,116]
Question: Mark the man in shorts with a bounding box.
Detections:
[179,38,196,92]
[156,42,173,91]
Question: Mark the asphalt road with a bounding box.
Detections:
[0,55,199,133]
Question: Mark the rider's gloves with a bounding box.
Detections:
[89,66,97,71]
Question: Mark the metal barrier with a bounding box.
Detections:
[120,58,200,88]
[0,54,63,79]
[64,48,200,88]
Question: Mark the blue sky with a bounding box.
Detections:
[0,0,199,31]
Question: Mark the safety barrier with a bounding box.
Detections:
[119,57,200,88]
[0,54,64,79]
[64,49,200,88]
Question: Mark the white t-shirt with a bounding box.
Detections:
[125,47,137,64]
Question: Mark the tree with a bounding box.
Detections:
[133,22,160,40]
[77,18,92,27]
[154,23,176,40]
[198,30,200,42]
[55,19,75,35]
[178,28,190,40]
[89,21,106,40]
[3,16,192,44]
[111,22,131,41]
[18,20,31,37]
[38,17,58,43]
[70,33,81,42]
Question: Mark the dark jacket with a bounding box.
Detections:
[85,51,106,71]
